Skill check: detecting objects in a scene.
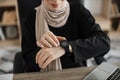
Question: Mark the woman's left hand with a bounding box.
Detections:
[35,46,65,69]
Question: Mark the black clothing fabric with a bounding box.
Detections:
[22,3,110,72]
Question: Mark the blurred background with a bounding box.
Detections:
[0,0,120,75]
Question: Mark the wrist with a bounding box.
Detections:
[59,46,65,55]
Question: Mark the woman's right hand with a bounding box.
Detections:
[37,31,66,48]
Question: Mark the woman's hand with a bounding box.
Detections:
[35,46,65,69]
[37,31,66,48]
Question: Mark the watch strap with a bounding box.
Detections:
[60,40,70,55]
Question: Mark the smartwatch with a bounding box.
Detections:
[60,40,70,55]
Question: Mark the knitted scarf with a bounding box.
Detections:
[35,0,70,71]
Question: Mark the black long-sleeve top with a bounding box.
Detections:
[22,2,110,72]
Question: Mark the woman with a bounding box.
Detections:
[22,0,110,72]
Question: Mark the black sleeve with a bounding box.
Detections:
[69,4,110,64]
[21,10,40,72]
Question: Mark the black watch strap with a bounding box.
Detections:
[60,40,70,55]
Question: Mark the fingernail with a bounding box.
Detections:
[36,41,39,45]
[58,42,60,46]
[49,45,52,48]
[63,37,66,39]
[39,65,41,68]
[55,44,58,47]
[41,45,44,48]
[42,66,45,69]
[36,60,38,63]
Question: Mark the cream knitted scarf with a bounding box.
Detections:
[35,0,70,71]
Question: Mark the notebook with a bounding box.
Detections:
[83,62,120,80]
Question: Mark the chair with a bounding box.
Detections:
[13,0,105,73]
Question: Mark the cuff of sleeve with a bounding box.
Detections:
[68,41,83,64]
[27,47,40,72]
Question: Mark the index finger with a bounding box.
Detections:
[48,31,59,45]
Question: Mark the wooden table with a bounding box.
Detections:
[13,63,120,80]
[13,66,95,80]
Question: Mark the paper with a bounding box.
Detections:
[0,74,13,80]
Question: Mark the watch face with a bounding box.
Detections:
[60,40,70,54]
[62,41,67,46]
[60,40,69,48]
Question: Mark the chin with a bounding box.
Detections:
[53,7,61,10]
[49,7,59,11]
